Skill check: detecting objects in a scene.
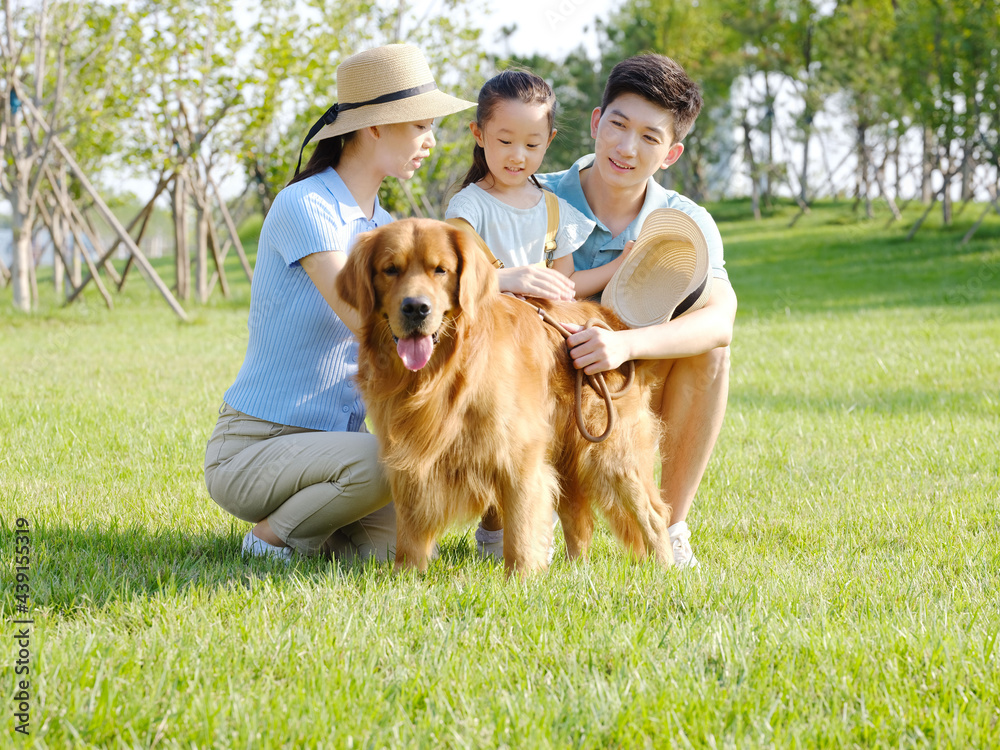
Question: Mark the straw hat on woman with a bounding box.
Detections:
[204,45,475,562]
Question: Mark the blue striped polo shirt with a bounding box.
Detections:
[537,154,728,282]
[224,168,392,431]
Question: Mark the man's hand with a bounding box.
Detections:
[563,323,633,375]
[498,265,576,301]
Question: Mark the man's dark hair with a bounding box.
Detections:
[600,54,703,143]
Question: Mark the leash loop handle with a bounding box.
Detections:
[533,307,635,444]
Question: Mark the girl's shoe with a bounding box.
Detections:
[475,511,559,565]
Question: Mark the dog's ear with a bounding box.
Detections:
[451,224,498,321]
[337,230,378,319]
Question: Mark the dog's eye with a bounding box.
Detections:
[434,266,447,275]
[383,265,399,277]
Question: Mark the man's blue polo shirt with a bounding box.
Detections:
[537,154,727,283]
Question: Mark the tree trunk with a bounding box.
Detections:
[893,129,902,200]
[921,125,934,204]
[762,75,774,206]
[857,123,873,219]
[960,136,976,202]
[50,198,66,294]
[10,227,33,311]
[873,154,903,222]
[10,183,34,311]
[195,197,209,303]
[207,171,253,282]
[173,171,189,300]
[53,241,64,293]
[71,236,82,286]
[799,114,811,205]
[691,150,707,205]
[742,119,761,221]
[942,172,953,226]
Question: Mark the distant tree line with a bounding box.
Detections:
[2,0,998,314]
[523,0,999,230]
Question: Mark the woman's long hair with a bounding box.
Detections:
[460,69,555,191]
[287,132,358,187]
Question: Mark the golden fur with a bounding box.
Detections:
[337,218,672,574]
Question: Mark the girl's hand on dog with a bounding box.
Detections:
[498,265,576,301]
[563,324,631,375]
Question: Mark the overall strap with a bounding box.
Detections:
[444,217,505,269]
[542,190,560,268]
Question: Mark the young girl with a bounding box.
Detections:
[447,69,635,560]
[445,69,631,302]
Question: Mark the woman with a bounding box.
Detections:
[204,44,475,561]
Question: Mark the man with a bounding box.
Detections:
[537,54,737,567]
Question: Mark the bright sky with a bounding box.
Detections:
[422,0,621,59]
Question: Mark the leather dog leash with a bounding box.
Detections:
[527,302,636,443]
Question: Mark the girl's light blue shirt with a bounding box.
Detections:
[224,168,392,431]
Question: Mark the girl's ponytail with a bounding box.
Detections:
[460,143,492,189]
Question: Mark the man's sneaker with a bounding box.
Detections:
[242,530,293,562]
[668,520,700,569]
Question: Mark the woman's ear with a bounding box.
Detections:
[337,231,377,319]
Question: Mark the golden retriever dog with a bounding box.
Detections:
[336,218,672,575]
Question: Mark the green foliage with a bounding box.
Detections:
[238,0,489,217]
[237,0,384,205]
[114,0,250,176]
[1,1,132,197]
[5,0,997,221]
[895,0,1000,149]
[2,202,999,745]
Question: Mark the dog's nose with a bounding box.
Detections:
[400,296,432,325]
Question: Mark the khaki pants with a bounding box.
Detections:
[204,403,395,560]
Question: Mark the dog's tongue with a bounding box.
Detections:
[397,335,434,371]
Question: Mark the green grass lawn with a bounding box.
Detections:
[2,200,999,747]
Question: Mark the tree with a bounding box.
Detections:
[816,0,902,220]
[1,0,124,311]
[896,0,1000,233]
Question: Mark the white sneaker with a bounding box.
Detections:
[668,521,700,569]
[475,511,559,564]
[242,530,293,562]
[474,525,504,562]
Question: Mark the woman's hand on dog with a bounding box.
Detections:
[497,265,576,301]
[564,324,632,375]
